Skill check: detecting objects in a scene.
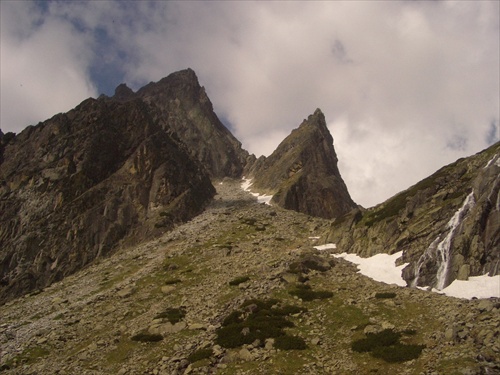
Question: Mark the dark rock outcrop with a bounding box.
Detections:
[0,96,215,303]
[134,69,249,178]
[248,109,357,219]
[325,141,500,289]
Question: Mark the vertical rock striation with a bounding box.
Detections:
[248,109,357,219]
[0,80,217,304]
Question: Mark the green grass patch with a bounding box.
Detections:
[105,336,137,365]
[289,284,333,301]
[4,346,50,368]
[351,329,425,363]
[216,299,306,350]
[374,292,397,299]
[164,278,182,285]
[351,329,401,352]
[187,348,213,363]
[371,343,425,363]
[274,335,307,350]
[130,332,163,343]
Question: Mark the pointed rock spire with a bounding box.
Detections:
[249,109,357,219]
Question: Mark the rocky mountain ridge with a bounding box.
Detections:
[326,142,500,290]
[0,91,215,304]
[0,69,356,303]
[247,109,357,219]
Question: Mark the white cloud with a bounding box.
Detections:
[0,1,97,133]
[1,1,498,208]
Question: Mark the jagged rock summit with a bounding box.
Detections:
[133,68,249,178]
[248,108,357,219]
[0,69,357,303]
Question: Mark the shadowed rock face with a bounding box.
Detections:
[0,95,215,303]
[134,69,249,178]
[249,109,357,219]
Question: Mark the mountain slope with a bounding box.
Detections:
[0,96,215,304]
[248,109,357,219]
[0,180,497,375]
[325,141,500,289]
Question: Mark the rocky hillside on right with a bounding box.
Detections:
[325,141,500,291]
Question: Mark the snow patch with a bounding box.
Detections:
[314,243,336,251]
[331,250,499,299]
[440,274,500,299]
[332,251,408,287]
[241,178,273,205]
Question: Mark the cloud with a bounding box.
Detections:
[0,1,97,132]
[1,1,498,208]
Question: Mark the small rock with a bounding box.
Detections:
[364,325,380,335]
[477,300,494,312]
[238,348,253,361]
[311,337,321,345]
[149,321,186,335]
[161,285,176,295]
[117,287,135,298]
[188,323,206,330]
[445,327,458,341]
[265,338,275,350]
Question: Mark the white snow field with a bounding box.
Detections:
[241,178,273,205]
[316,244,499,300]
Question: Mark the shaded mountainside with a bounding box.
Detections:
[0,87,216,304]
[325,141,500,289]
[248,109,357,219]
[114,68,250,178]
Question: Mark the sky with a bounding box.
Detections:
[1,1,499,207]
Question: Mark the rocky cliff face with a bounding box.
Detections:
[248,109,357,219]
[0,87,216,304]
[133,68,249,178]
[325,142,500,289]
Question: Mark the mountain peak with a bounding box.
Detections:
[113,83,135,101]
[134,69,248,178]
[249,110,356,219]
[310,107,325,120]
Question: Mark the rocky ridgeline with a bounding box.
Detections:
[1,180,498,375]
[326,142,500,290]
[248,108,357,219]
[0,69,358,303]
